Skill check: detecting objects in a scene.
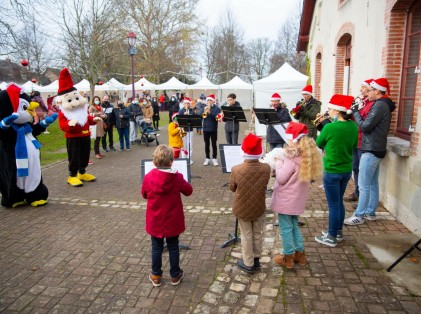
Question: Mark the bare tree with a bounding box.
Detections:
[114,0,200,83]
[204,11,248,84]
[57,0,120,98]
[247,38,272,81]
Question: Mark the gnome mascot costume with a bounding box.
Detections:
[56,68,100,187]
[0,84,58,208]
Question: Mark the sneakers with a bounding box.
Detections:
[364,214,377,221]
[109,147,116,151]
[171,270,184,286]
[203,158,210,166]
[149,274,162,287]
[237,259,254,274]
[315,233,337,247]
[322,230,343,242]
[212,158,218,166]
[344,215,365,225]
[343,192,358,202]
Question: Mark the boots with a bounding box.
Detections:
[293,251,307,266]
[273,254,294,269]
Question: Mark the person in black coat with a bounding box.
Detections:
[101,95,116,151]
[223,93,241,144]
[113,100,131,151]
[266,93,291,150]
[168,95,179,122]
[151,96,160,130]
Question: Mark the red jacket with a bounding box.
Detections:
[58,112,96,138]
[357,97,375,148]
[141,168,193,238]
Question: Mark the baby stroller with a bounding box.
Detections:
[135,115,160,146]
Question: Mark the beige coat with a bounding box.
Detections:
[230,159,270,221]
[89,105,106,137]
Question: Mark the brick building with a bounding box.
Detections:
[298,0,421,235]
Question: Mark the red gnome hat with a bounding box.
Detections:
[285,122,308,143]
[241,133,263,159]
[58,68,76,96]
[302,85,313,95]
[271,93,282,101]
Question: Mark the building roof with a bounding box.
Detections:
[297,0,317,52]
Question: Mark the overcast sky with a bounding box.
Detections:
[196,0,301,41]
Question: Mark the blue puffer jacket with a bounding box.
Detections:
[202,105,221,132]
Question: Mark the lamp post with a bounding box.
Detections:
[127,31,137,99]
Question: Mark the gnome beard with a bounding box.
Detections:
[61,104,89,126]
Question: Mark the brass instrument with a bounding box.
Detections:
[351,94,364,110]
[202,105,210,118]
[178,127,187,138]
[312,110,331,131]
[290,100,305,118]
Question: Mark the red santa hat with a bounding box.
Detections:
[6,83,24,112]
[270,93,282,101]
[58,68,76,96]
[171,113,179,121]
[370,78,390,95]
[206,94,215,102]
[301,85,313,95]
[361,78,374,88]
[183,97,191,104]
[285,122,308,143]
[328,94,354,114]
[241,133,263,159]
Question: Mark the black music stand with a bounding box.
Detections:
[253,108,281,153]
[386,239,421,272]
[177,115,202,175]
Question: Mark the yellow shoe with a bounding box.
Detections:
[12,201,26,208]
[30,200,47,207]
[67,176,83,187]
[77,173,96,182]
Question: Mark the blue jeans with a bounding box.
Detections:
[324,172,352,237]
[354,152,381,218]
[117,127,130,149]
[352,148,362,196]
[151,235,181,278]
[278,214,304,255]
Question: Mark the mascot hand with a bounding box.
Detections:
[40,113,58,128]
[68,119,78,127]
[93,117,102,122]
[0,113,19,129]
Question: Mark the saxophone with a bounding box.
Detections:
[178,127,187,137]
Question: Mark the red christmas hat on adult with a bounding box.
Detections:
[270,93,282,101]
[183,97,191,103]
[302,85,313,95]
[370,78,391,95]
[285,122,308,143]
[241,133,263,158]
[328,94,354,114]
[361,78,374,88]
[58,68,76,96]
[206,94,215,102]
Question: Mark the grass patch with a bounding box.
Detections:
[353,245,370,268]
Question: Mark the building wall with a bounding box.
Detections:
[307,0,421,235]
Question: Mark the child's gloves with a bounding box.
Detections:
[40,113,58,128]
[0,113,19,129]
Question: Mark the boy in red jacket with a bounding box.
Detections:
[141,144,193,287]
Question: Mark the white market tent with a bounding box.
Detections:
[74,79,91,91]
[219,76,253,109]
[187,77,219,101]
[105,78,126,90]
[253,62,308,136]
[155,77,188,91]
[38,80,59,93]
[124,77,156,91]
[22,81,42,93]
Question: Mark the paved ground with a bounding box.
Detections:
[0,113,420,313]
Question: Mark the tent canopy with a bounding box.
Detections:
[101,78,126,90]
[188,77,219,90]
[38,80,59,93]
[155,77,187,90]
[22,81,42,93]
[74,79,91,91]
[219,76,252,90]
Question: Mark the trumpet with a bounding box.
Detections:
[178,127,187,138]
[290,100,305,118]
[202,105,210,118]
[312,110,331,131]
[351,94,364,110]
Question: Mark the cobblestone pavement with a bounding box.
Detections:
[1,113,420,313]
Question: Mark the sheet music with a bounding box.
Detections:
[223,145,244,172]
[142,159,190,182]
[273,123,290,143]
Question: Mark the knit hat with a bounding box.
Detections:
[370,78,390,94]
[301,85,313,95]
[361,79,374,87]
[285,122,308,143]
[270,93,282,101]
[206,94,215,102]
[199,93,206,100]
[183,97,191,104]
[58,68,76,96]
[328,94,354,114]
[241,133,263,159]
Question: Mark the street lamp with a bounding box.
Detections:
[127,31,137,99]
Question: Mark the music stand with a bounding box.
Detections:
[386,239,421,272]
[177,115,202,175]
[221,106,247,145]
[253,108,281,153]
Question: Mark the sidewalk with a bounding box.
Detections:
[0,113,420,313]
